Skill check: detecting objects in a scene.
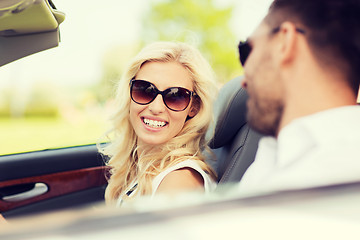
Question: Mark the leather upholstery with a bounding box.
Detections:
[208,76,263,183]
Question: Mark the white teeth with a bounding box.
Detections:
[143,118,166,128]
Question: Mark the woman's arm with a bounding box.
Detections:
[0,214,7,224]
[156,167,204,195]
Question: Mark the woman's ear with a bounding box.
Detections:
[188,95,200,118]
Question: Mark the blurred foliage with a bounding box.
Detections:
[141,0,242,82]
[0,0,247,155]
[0,117,107,155]
[0,82,109,155]
[23,83,59,117]
[0,82,59,118]
[95,0,243,101]
[95,44,141,103]
[0,89,10,117]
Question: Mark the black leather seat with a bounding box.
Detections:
[207,76,263,184]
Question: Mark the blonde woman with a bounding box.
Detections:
[99,41,218,206]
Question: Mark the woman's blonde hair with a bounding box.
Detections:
[99,41,218,204]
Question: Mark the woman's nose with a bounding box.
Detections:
[148,95,166,114]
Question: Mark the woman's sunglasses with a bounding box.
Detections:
[130,79,195,112]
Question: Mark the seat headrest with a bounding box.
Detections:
[209,76,248,149]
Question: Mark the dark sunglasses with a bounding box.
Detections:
[130,79,195,112]
[238,27,306,66]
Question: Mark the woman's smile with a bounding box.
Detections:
[142,117,168,130]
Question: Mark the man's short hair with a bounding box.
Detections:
[265,0,360,95]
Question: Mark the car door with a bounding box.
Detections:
[0,145,107,218]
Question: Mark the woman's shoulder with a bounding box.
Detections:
[156,167,204,193]
[152,159,216,196]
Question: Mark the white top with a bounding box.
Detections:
[238,106,360,194]
[116,159,216,207]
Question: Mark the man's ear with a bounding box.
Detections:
[188,96,200,118]
[277,21,298,65]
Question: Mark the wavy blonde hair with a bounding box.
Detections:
[99,41,218,204]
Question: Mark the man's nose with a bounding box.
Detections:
[148,94,166,114]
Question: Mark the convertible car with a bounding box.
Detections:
[1,1,360,239]
[0,0,262,219]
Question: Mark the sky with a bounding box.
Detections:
[0,0,273,90]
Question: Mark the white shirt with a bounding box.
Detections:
[116,159,216,207]
[239,106,360,194]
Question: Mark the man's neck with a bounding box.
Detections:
[277,69,357,136]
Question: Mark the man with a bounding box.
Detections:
[237,0,360,192]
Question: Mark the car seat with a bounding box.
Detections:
[207,76,263,184]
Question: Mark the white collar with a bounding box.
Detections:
[276,105,360,167]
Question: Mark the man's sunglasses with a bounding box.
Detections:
[238,27,306,66]
[130,79,195,112]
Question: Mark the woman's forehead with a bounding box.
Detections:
[136,61,193,90]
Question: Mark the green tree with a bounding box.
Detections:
[96,43,140,103]
[141,0,242,83]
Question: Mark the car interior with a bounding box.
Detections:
[0,0,262,219]
[2,2,360,238]
[208,76,263,184]
[0,76,262,218]
[0,145,107,217]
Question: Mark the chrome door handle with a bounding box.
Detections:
[2,183,48,202]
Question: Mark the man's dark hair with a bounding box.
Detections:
[266,0,360,95]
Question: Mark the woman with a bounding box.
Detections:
[99,41,218,206]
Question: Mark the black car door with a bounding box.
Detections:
[0,145,107,218]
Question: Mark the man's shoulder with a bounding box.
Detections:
[289,105,360,139]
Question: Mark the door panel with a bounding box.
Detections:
[3,187,106,218]
[0,145,108,218]
[0,145,105,181]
